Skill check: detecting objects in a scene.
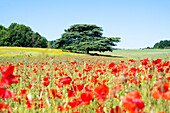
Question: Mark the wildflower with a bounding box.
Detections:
[67,99,80,110]
[51,89,63,99]
[94,84,109,102]
[0,88,15,99]
[122,91,144,112]
[152,82,170,100]
[0,65,19,86]
[78,92,93,106]
[109,62,116,69]
[59,75,72,85]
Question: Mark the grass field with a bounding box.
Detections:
[0,47,170,113]
[97,49,170,60]
[0,47,170,60]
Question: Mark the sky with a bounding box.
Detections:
[0,0,170,49]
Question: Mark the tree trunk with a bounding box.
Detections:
[86,49,89,54]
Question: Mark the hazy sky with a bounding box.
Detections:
[0,0,170,49]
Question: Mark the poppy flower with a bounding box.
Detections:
[94,84,109,102]
[153,59,162,65]
[0,103,12,113]
[77,83,84,91]
[1,64,14,76]
[19,89,28,97]
[25,100,32,109]
[38,103,44,108]
[72,112,80,113]
[122,91,144,112]
[42,76,50,86]
[67,99,80,110]
[67,88,77,98]
[108,62,116,69]
[42,81,50,87]
[78,92,93,106]
[0,65,19,86]
[51,89,63,99]
[152,82,170,100]
[0,103,4,111]
[59,75,72,85]
[0,88,15,99]
[157,82,169,93]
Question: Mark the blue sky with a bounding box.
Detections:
[0,0,170,49]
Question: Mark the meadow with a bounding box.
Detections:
[0,47,169,113]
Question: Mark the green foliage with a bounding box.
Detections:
[55,24,120,53]
[48,40,56,48]
[0,23,48,48]
[153,40,170,49]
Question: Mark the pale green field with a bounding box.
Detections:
[98,49,170,60]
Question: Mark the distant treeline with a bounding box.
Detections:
[0,23,47,48]
[146,40,170,49]
[153,40,170,49]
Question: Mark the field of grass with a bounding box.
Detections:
[97,49,170,60]
[0,47,169,60]
[0,47,170,113]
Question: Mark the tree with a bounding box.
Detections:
[0,25,7,45]
[55,24,120,54]
[0,23,48,48]
[153,40,170,49]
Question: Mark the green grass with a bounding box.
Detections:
[97,49,170,60]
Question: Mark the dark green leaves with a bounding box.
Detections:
[0,23,48,48]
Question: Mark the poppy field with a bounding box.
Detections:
[0,51,170,113]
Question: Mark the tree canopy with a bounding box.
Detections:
[55,24,120,53]
[0,23,47,48]
[153,40,170,49]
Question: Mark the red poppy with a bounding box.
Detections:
[26,84,33,89]
[0,103,4,112]
[79,92,93,106]
[59,75,72,85]
[77,83,84,91]
[51,89,63,99]
[42,80,50,87]
[157,82,169,93]
[25,100,32,109]
[0,65,19,86]
[161,91,170,100]
[0,102,12,113]
[19,89,28,97]
[152,91,161,100]
[108,62,116,69]
[42,76,50,87]
[0,88,15,99]
[153,59,162,65]
[122,91,144,112]
[38,103,44,108]
[67,99,80,110]
[152,82,170,100]
[72,112,80,113]
[83,85,93,93]
[67,88,77,98]
[1,64,14,76]
[94,84,109,102]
